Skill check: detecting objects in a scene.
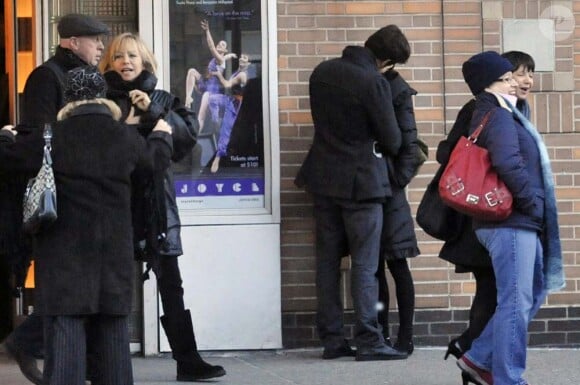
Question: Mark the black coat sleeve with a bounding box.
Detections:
[149,90,197,162]
[21,66,62,126]
[388,75,422,188]
[369,76,402,157]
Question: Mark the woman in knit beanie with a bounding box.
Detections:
[0,65,172,385]
[455,51,563,385]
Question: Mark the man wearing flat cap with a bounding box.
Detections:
[1,13,108,385]
[20,13,109,126]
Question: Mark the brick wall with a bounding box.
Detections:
[278,1,580,348]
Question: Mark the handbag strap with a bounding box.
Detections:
[468,110,494,143]
[43,123,52,148]
[43,123,53,165]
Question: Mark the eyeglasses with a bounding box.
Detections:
[495,76,515,84]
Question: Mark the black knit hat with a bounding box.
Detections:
[462,51,514,96]
[57,13,109,38]
[63,66,107,103]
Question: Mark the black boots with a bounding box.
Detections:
[160,309,226,381]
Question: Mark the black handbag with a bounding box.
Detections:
[416,166,460,241]
[22,124,57,234]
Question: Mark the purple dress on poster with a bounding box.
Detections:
[196,58,224,95]
[209,69,245,157]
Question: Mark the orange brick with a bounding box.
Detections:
[415,108,445,121]
[287,3,326,15]
[445,14,483,27]
[405,28,442,40]
[403,1,442,14]
[385,2,404,14]
[443,2,481,13]
[326,3,346,15]
[288,111,313,125]
[345,2,385,15]
[443,28,482,40]
[278,97,298,111]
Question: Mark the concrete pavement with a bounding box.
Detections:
[1,347,579,384]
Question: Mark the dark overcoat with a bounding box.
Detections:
[0,46,87,288]
[295,46,402,201]
[436,99,491,271]
[380,70,422,260]
[0,103,172,315]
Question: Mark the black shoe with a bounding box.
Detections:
[384,336,392,347]
[355,345,408,361]
[4,335,44,385]
[322,344,356,359]
[177,360,226,381]
[393,340,414,355]
[444,338,464,360]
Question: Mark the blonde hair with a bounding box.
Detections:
[57,99,122,121]
[98,32,157,74]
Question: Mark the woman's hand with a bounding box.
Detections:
[201,20,209,31]
[129,90,151,112]
[152,119,172,134]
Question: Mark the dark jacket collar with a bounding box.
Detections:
[52,46,89,71]
[341,46,377,69]
[104,70,158,98]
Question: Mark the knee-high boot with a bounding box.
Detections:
[160,309,226,381]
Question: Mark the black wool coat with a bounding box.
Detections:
[295,46,402,201]
[0,47,88,288]
[435,99,491,271]
[0,103,172,315]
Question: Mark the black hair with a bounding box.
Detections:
[501,51,535,72]
[364,25,410,64]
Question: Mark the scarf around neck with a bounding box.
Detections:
[509,100,565,293]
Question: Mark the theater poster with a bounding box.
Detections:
[166,0,271,214]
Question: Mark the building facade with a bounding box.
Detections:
[2,1,579,352]
[279,0,580,349]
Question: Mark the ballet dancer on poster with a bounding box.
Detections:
[185,19,236,133]
[207,54,250,173]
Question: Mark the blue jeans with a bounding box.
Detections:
[313,195,385,349]
[466,227,546,385]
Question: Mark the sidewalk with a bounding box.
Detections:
[1,347,578,385]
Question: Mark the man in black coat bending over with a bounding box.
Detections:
[295,26,407,361]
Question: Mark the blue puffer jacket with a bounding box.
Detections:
[470,92,544,231]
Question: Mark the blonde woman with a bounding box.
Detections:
[100,32,226,381]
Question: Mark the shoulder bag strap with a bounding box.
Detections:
[469,110,494,143]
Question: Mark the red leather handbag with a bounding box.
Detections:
[438,111,513,221]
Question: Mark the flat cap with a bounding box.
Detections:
[57,13,109,38]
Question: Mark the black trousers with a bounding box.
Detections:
[377,257,415,343]
[457,265,497,351]
[43,314,132,385]
[152,256,186,318]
